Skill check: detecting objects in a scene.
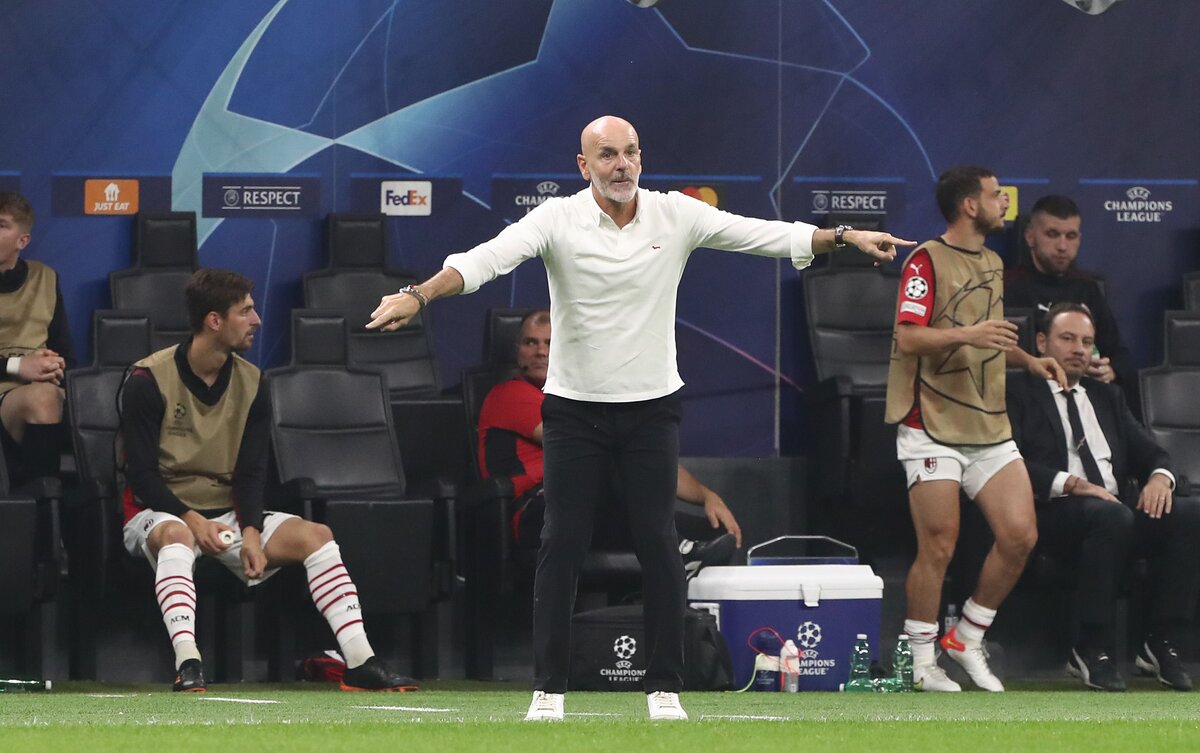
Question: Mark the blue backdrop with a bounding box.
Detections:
[1,0,1196,456]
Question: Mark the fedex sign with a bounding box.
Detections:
[381,181,432,216]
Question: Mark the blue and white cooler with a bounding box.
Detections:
[687,537,884,691]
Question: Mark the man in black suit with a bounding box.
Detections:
[1008,302,1200,691]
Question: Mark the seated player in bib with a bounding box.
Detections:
[119,268,416,693]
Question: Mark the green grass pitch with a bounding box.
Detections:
[3,680,1198,752]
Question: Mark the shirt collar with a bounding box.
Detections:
[1047,378,1085,396]
[583,187,643,227]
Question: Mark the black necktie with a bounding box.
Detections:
[1065,388,1105,486]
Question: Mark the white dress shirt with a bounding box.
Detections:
[1046,380,1174,497]
[445,187,817,402]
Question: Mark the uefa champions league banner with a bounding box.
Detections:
[1,0,1198,456]
[1073,180,1200,365]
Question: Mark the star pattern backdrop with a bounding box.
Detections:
[1,0,1196,456]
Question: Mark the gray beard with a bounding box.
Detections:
[594,177,638,204]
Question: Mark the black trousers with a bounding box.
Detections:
[1131,495,1200,625]
[533,392,685,694]
[1037,494,1200,636]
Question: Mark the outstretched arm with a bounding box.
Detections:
[367,267,465,332]
[812,228,915,265]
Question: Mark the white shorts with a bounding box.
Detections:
[896,425,1023,500]
[122,509,299,586]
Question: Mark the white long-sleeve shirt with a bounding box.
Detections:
[445,187,818,402]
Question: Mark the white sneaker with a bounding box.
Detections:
[913,661,961,692]
[940,629,1004,692]
[646,691,688,721]
[524,691,564,721]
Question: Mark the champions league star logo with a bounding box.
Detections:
[905,276,929,300]
[613,635,638,661]
[172,1,939,246]
[796,621,823,650]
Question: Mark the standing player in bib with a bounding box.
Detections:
[886,167,1066,691]
[119,268,415,693]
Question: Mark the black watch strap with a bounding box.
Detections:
[834,224,853,248]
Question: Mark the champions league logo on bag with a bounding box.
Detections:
[601,634,646,683]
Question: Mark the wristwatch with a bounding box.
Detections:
[398,285,428,310]
[834,224,853,249]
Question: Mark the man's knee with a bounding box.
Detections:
[22,383,64,425]
[299,521,335,554]
[1088,497,1134,532]
[997,522,1038,562]
[916,524,959,569]
[148,521,194,553]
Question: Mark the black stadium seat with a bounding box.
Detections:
[303,213,440,399]
[483,307,534,371]
[1140,366,1200,490]
[1183,271,1200,312]
[802,266,909,561]
[1163,310,1200,367]
[267,310,454,678]
[110,211,198,352]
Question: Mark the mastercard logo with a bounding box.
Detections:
[680,186,719,207]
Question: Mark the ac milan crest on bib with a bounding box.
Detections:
[923,458,938,473]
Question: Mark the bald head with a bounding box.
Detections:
[577,116,642,208]
[580,116,638,154]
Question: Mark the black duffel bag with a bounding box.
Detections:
[568,604,734,691]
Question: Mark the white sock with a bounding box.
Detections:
[904,619,939,666]
[305,541,373,668]
[155,543,201,669]
[956,598,996,647]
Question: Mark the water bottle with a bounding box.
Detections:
[0,678,52,692]
[751,653,780,692]
[843,633,873,692]
[944,604,959,635]
[893,634,913,692]
[780,640,800,692]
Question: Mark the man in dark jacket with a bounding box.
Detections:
[1007,302,1199,692]
[1005,195,1138,411]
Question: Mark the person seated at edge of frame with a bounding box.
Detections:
[478,309,740,574]
[0,191,73,486]
[119,268,418,693]
[1008,301,1199,692]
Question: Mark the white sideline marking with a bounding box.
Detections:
[199,697,281,704]
[353,705,457,713]
[566,712,622,717]
[702,714,791,721]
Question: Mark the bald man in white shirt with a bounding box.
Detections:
[369,115,912,721]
